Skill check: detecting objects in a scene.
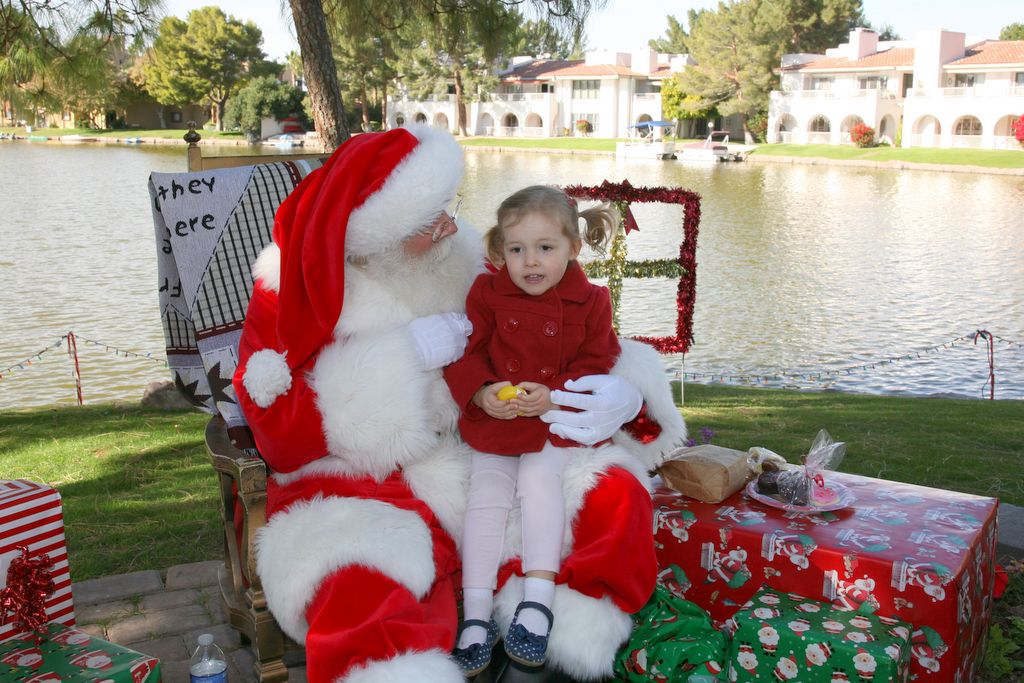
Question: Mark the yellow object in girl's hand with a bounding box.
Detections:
[496,385,522,401]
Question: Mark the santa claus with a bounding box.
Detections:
[232,125,687,682]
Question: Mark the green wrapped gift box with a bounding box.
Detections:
[0,623,160,682]
[615,582,728,681]
[728,587,911,682]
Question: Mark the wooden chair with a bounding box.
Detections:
[150,124,327,681]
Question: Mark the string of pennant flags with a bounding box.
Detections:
[673,330,1020,399]
[1,329,1021,404]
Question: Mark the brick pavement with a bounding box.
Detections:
[70,560,307,683]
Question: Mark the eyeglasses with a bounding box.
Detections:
[450,195,464,222]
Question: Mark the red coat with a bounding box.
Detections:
[443,261,620,455]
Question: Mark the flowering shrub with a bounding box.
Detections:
[1012,114,1024,145]
[850,123,876,147]
[575,119,592,134]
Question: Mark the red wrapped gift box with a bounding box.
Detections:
[653,471,998,683]
[1,480,75,642]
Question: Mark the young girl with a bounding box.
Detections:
[443,185,620,674]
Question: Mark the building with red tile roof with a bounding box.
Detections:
[768,28,1024,150]
[385,48,736,140]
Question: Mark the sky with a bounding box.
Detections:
[161,0,1018,62]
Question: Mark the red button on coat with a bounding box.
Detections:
[543,321,558,336]
[506,359,521,373]
[540,366,555,379]
[504,318,520,331]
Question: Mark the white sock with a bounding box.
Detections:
[518,577,555,635]
[458,588,493,649]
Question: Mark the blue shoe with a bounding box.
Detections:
[503,601,553,668]
[452,618,500,677]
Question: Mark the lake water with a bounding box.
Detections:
[1,141,1022,409]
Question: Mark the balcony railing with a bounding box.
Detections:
[908,133,941,148]
[775,88,896,101]
[994,135,1023,150]
[951,134,983,148]
[911,84,1024,99]
[522,126,545,137]
[499,126,520,137]
[491,92,551,102]
[806,131,831,144]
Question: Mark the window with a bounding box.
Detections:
[955,116,982,136]
[170,111,182,123]
[902,73,913,97]
[1015,72,1024,86]
[573,113,598,131]
[572,79,600,99]
[540,83,552,93]
[636,80,661,94]
[953,73,984,87]
[858,76,887,90]
[807,77,833,91]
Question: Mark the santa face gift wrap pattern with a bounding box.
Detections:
[0,623,160,682]
[727,587,912,682]
[1,481,75,642]
[652,471,998,683]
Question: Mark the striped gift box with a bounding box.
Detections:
[0,480,75,642]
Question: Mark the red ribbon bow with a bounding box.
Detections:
[1,546,55,639]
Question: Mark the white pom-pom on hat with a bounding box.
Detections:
[243,349,292,407]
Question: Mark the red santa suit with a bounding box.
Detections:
[232,125,688,683]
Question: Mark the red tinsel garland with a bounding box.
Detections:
[564,179,701,354]
[0,546,55,638]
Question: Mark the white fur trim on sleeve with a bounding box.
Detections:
[242,349,292,408]
[255,496,436,642]
[252,243,281,293]
[345,125,464,257]
[611,339,688,470]
[495,577,633,681]
[341,649,463,683]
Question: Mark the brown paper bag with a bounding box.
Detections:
[657,444,752,503]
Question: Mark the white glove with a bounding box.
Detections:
[540,374,643,445]
[408,312,473,370]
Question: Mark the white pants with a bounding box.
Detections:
[461,442,570,590]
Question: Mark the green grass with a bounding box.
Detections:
[2,385,1021,580]
[751,143,1024,168]
[675,383,1024,505]
[2,389,1021,679]
[0,404,215,580]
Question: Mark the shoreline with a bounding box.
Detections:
[744,152,1024,176]
[4,133,1022,175]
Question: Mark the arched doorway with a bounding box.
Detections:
[994,114,1020,149]
[477,112,495,136]
[840,115,864,144]
[952,115,982,148]
[776,114,797,143]
[877,115,896,144]
[808,115,831,144]
[524,113,544,137]
[912,115,941,147]
[414,112,428,124]
[502,113,519,137]
[433,112,450,130]
[395,113,405,127]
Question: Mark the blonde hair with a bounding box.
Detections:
[484,185,618,266]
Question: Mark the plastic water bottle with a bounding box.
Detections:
[189,633,228,683]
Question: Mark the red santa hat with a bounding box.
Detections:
[241,125,464,408]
